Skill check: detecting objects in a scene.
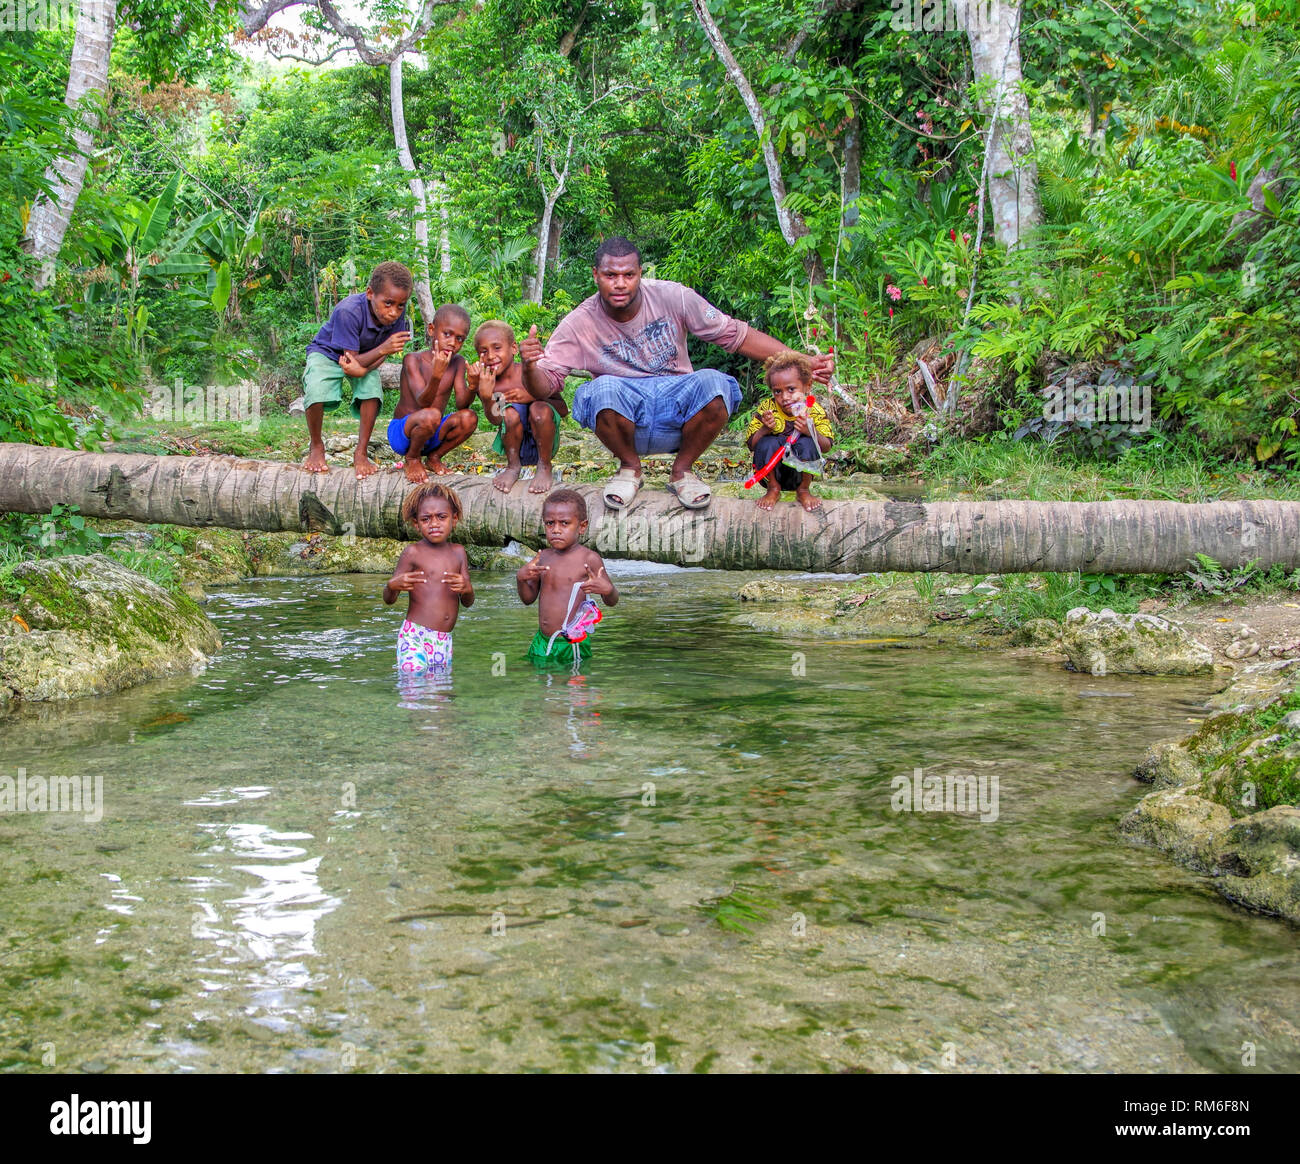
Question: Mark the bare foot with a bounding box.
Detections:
[757,486,781,511]
[795,487,822,512]
[494,465,521,493]
[302,444,329,474]
[403,457,429,483]
[528,465,554,494]
[353,453,379,480]
[424,456,453,476]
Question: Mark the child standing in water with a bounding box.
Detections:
[516,489,618,668]
[384,482,474,672]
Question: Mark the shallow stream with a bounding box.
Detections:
[1,568,1296,1073]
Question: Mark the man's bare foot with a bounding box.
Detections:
[795,487,822,512]
[353,453,379,480]
[424,456,453,476]
[493,466,521,493]
[757,485,782,511]
[302,444,329,474]
[528,465,554,494]
[403,457,429,483]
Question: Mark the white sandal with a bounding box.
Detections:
[602,468,643,509]
[666,470,712,509]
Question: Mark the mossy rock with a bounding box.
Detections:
[1061,607,1214,676]
[1210,806,1300,922]
[0,554,221,712]
[1118,790,1228,871]
[1133,740,1202,790]
[245,531,408,576]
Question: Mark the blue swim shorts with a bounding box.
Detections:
[571,370,741,456]
[388,413,449,457]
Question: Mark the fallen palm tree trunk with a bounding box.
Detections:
[2,443,1298,575]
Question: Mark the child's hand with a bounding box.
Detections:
[760,408,778,431]
[792,413,812,436]
[387,569,427,592]
[467,361,484,392]
[429,348,451,379]
[580,562,612,596]
[340,351,365,377]
[517,554,548,582]
[381,330,413,356]
[500,386,532,404]
[519,324,543,366]
[441,568,470,594]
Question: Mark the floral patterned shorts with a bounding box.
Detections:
[397,620,453,672]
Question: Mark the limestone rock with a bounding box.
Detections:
[1011,618,1061,649]
[1134,741,1202,790]
[1207,658,1300,712]
[1119,790,1229,870]
[1061,607,1213,676]
[736,580,807,603]
[0,555,221,712]
[1211,806,1300,923]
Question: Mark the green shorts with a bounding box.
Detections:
[302,350,384,418]
[527,630,592,668]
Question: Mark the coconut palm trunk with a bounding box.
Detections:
[3,445,1299,575]
[22,0,118,288]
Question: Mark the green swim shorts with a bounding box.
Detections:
[302,350,384,418]
[527,630,592,668]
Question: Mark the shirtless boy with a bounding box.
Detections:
[384,482,474,672]
[469,319,568,495]
[516,489,618,668]
[391,304,479,482]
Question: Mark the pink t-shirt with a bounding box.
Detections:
[535,279,749,394]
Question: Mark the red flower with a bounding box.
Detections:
[888,307,894,318]
[862,309,869,319]
[0,271,9,283]
[1230,162,1237,181]
[921,277,928,287]
[950,228,957,241]
[811,326,818,337]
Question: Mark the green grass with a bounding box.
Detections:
[919,434,1300,503]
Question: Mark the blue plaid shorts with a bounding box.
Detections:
[571,370,741,455]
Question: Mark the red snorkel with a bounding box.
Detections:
[744,395,815,488]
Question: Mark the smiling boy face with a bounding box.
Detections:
[474,327,517,373]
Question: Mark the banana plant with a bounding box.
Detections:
[85,172,213,356]
[192,208,266,326]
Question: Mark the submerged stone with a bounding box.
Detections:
[0,554,222,712]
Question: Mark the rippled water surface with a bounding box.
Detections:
[1,569,1296,1074]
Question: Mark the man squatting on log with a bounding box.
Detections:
[519,237,835,510]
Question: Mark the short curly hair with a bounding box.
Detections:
[473,319,515,347]
[763,350,813,388]
[543,488,587,522]
[368,261,413,295]
[401,481,463,527]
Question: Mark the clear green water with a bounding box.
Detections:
[1,568,1296,1074]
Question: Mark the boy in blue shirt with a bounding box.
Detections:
[302,261,413,478]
